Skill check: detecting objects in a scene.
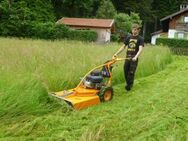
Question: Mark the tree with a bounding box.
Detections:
[130,12,142,26]
[115,12,142,33]
[114,12,142,41]
[111,0,154,39]
[111,0,154,22]
[52,0,98,19]
[115,13,132,33]
[0,0,55,36]
[152,0,188,19]
[96,0,117,19]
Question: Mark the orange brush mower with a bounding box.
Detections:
[50,57,126,110]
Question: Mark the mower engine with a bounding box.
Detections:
[83,65,112,89]
[84,71,103,89]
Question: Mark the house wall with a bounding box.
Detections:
[151,34,161,45]
[153,10,188,42]
[95,28,111,43]
[168,30,188,39]
[174,31,188,39]
[168,29,176,38]
[167,11,188,39]
[169,11,188,29]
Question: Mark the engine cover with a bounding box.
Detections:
[84,74,103,89]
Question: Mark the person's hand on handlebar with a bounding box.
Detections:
[112,54,117,59]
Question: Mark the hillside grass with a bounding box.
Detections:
[1,38,186,141]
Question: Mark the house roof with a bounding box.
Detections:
[56,18,114,28]
[160,8,188,21]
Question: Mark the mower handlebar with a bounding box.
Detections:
[105,57,129,66]
[75,57,129,88]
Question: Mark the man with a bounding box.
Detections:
[113,24,144,91]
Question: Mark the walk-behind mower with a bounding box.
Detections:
[50,57,125,110]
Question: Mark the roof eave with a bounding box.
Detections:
[67,24,112,28]
[109,19,115,27]
[56,18,115,28]
[160,8,188,22]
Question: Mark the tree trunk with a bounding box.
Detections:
[142,22,147,38]
[154,17,158,31]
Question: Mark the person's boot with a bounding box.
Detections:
[125,85,131,91]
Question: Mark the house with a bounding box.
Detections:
[151,2,188,45]
[56,18,115,43]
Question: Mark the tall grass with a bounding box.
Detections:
[0,38,172,117]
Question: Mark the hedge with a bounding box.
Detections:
[111,34,119,42]
[30,22,69,40]
[68,29,97,42]
[156,38,188,48]
[0,22,97,42]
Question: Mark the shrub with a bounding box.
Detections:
[156,38,188,48]
[54,24,70,39]
[31,22,56,39]
[68,29,97,42]
[32,23,97,41]
[31,22,70,40]
[96,0,117,19]
[111,34,119,42]
[0,21,97,41]
[113,12,142,42]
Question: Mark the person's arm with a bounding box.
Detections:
[113,45,126,58]
[132,36,144,61]
[132,45,143,61]
[113,35,130,59]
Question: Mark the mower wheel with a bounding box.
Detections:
[98,86,113,102]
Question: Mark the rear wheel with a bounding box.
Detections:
[98,87,113,102]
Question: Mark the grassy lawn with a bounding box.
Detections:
[0,38,187,141]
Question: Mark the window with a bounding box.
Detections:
[177,32,184,39]
[185,16,188,23]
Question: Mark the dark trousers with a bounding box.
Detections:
[124,60,138,88]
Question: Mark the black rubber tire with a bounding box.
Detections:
[98,86,113,102]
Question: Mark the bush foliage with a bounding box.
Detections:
[68,29,97,42]
[0,21,97,41]
[0,1,97,41]
[156,38,188,48]
[114,12,142,41]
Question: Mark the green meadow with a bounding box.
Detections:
[0,38,187,141]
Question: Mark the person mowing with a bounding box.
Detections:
[113,23,144,91]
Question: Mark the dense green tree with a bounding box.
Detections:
[114,12,142,40]
[0,0,55,36]
[111,0,154,21]
[52,0,99,19]
[0,0,55,21]
[152,0,188,19]
[96,0,117,19]
[115,13,131,33]
[111,0,154,40]
[115,12,142,33]
[1,0,188,41]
